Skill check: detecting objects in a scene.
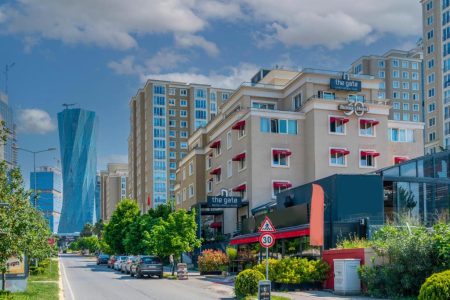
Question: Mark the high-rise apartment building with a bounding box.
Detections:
[30,166,63,234]
[100,163,128,221]
[350,48,424,123]
[128,80,232,211]
[58,108,98,233]
[0,92,17,168]
[95,174,101,222]
[421,0,450,152]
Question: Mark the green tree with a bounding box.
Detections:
[77,236,100,253]
[0,162,53,291]
[146,209,201,260]
[93,219,104,238]
[103,199,140,254]
[80,223,94,237]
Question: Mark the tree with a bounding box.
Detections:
[80,223,94,237]
[93,219,104,238]
[77,236,100,254]
[103,199,140,254]
[146,209,201,261]
[0,162,53,291]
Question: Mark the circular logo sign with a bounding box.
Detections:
[259,232,276,248]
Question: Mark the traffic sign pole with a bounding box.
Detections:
[266,247,268,280]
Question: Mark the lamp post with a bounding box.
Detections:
[16,147,56,208]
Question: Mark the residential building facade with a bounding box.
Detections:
[128,80,232,212]
[175,68,425,237]
[30,166,63,234]
[100,163,128,221]
[350,48,424,123]
[0,92,17,168]
[58,108,98,234]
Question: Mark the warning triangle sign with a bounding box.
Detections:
[259,216,276,233]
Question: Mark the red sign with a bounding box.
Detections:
[259,232,276,248]
[259,216,276,233]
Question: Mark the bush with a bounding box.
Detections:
[226,247,238,261]
[253,258,279,281]
[197,249,229,273]
[234,269,265,298]
[418,270,450,300]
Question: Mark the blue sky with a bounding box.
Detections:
[0,0,422,187]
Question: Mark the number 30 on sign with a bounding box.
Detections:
[259,232,276,248]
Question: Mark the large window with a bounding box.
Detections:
[272,149,291,167]
[252,102,276,110]
[360,150,379,168]
[260,118,297,135]
[359,119,378,137]
[330,148,349,166]
[389,128,414,142]
[329,116,348,134]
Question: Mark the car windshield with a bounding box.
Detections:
[120,256,127,260]
[142,257,161,264]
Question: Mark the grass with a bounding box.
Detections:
[0,258,60,300]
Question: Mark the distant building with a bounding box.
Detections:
[95,174,101,222]
[0,92,17,168]
[30,166,63,234]
[100,163,128,221]
[58,108,98,234]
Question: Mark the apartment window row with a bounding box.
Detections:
[392,113,419,122]
[329,116,378,137]
[168,87,188,96]
[389,128,414,142]
[328,148,379,168]
[169,120,188,128]
[260,118,298,135]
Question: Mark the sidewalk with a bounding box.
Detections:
[278,291,387,300]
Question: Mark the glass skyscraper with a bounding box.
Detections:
[0,92,17,168]
[58,108,98,234]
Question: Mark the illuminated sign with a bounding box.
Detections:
[207,196,242,208]
[330,78,361,92]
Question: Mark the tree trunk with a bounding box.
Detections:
[2,271,6,291]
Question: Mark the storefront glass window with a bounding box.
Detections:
[400,162,417,177]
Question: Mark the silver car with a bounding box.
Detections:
[114,256,127,271]
[121,256,136,274]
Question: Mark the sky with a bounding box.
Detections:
[0,0,422,188]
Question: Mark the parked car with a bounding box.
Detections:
[114,256,128,271]
[121,256,136,274]
[130,255,163,279]
[107,255,116,268]
[97,254,110,265]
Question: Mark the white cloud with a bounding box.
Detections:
[17,109,56,134]
[107,56,140,75]
[175,34,219,57]
[141,63,259,89]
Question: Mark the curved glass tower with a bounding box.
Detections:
[58,108,98,234]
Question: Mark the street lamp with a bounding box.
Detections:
[16,147,57,207]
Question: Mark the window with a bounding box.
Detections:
[180,110,187,117]
[169,141,176,149]
[319,91,335,99]
[428,88,435,98]
[393,81,400,88]
[238,125,246,139]
[188,184,194,198]
[360,150,378,168]
[379,82,385,89]
[252,101,276,110]
[180,100,188,107]
[428,59,435,69]
[428,73,435,83]
[330,148,348,166]
[429,132,436,142]
[354,64,362,73]
[426,1,432,11]
[412,93,419,100]
[225,131,232,149]
[180,121,187,128]
[180,142,188,149]
[169,162,176,170]
[360,119,377,136]
[272,181,292,197]
[403,113,410,121]
[393,70,399,78]
[207,179,213,193]
[378,71,385,78]
[413,104,419,111]
[227,160,232,177]
[389,128,414,142]
[403,103,409,110]
[329,116,347,134]
[378,91,386,99]
[153,107,165,116]
[154,128,166,137]
[412,72,419,80]
[293,93,302,110]
[429,117,436,127]
[169,98,175,106]
[260,118,297,135]
[169,130,176,138]
[170,152,176,159]
[392,59,399,67]
[154,139,165,149]
[238,155,246,171]
[427,43,433,54]
[427,30,434,40]
[272,149,291,167]
[378,60,385,68]
[393,102,400,109]
[180,131,188,138]
[206,153,212,170]
[402,71,409,79]
[413,114,420,122]
[402,82,409,89]
[393,91,399,99]
[169,88,176,95]
[348,94,365,102]
[168,109,175,116]
[222,92,229,101]
[182,168,186,180]
[188,162,193,175]
[402,61,409,68]
[393,112,401,120]
[180,89,188,97]
[444,10,450,25]
[169,120,176,127]
[215,144,222,156]
[412,83,419,91]
[429,102,436,112]
[412,62,418,70]
[153,85,165,94]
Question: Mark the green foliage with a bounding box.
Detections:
[234,269,265,298]
[93,220,104,238]
[197,249,229,273]
[80,223,94,237]
[336,234,372,249]
[76,236,100,253]
[359,222,450,298]
[103,199,140,254]
[226,247,238,261]
[253,257,329,284]
[418,270,450,300]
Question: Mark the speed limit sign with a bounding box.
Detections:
[259,232,276,248]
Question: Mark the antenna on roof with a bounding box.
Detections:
[62,103,76,110]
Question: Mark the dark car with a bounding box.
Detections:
[97,254,110,265]
[130,255,163,279]
[107,255,116,268]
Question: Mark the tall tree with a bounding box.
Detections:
[80,223,94,237]
[93,219,104,238]
[103,199,140,254]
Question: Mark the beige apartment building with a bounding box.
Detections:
[128,79,233,212]
[100,163,128,221]
[350,48,424,123]
[421,0,450,153]
[175,68,424,236]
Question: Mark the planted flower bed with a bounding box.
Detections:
[197,249,229,275]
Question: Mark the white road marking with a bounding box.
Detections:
[60,257,76,300]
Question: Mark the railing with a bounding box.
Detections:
[301,68,375,80]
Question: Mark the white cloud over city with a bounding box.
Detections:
[17,108,56,134]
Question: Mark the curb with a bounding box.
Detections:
[58,256,64,300]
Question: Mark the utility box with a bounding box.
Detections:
[333,259,361,295]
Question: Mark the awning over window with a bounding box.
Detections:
[210,222,222,229]
[232,183,246,192]
[361,151,380,157]
[210,167,221,175]
[232,152,246,161]
[330,148,350,155]
[232,120,246,130]
[360,119,380,126]
[273,181,292,189]
[229,226,310,245]
[210,140,221,148]
[272,149,292,156]
[330,116,350,124]
[394,156,408,164]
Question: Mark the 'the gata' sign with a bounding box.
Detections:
[330,78,361,92]
[207,196,242,208]
[338,100,369,116]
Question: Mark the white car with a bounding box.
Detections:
[114,256,127,271]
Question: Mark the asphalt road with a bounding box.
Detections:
[59,254,234,300]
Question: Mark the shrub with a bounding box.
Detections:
[253,258,279,281]
[336,235,372,249]
[418,270,450,300]
[234,269,265,298]
[197,249,229,273]
[226,247,238,261]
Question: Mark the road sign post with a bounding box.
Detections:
[258,216,276,300]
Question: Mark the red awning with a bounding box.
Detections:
[232,120,246,130]
[330,148,350,155]
[394,157,408,164]
[210,140,221,148]
[232,183,246,192]
[273,181,292,189]
[330,116,350,124]
[272,149,292,156]
[210,222,222,229]
[232,152,246,161]
[210,167,221,175]
[360,119,380,126]
[361,151,380,157]
[229,227,310,245]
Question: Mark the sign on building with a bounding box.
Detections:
[330,78,361,92]
[207,196,242,208]
[338,101,368,116]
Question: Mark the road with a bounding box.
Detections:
[59,254,234,300]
